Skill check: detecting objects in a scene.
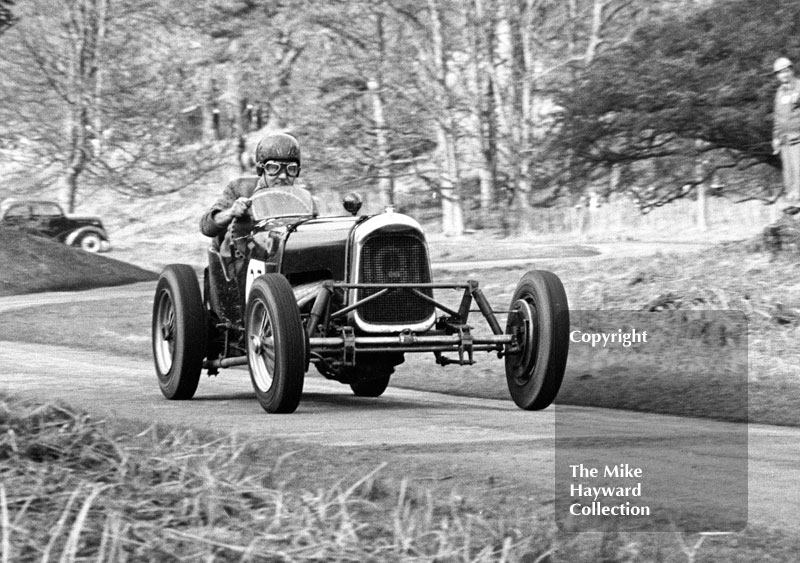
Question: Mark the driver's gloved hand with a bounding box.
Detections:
[230,197,252,218]
[213,197,252,231]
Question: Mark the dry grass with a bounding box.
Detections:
[2,394,799,563]
[0,393,555,563]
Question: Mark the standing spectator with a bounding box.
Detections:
[237,135,249,172]
[772,57,800,201]
[212,105,221,140]
[244,102,254,132]
[256,103,267,129]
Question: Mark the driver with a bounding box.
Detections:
[199,131,302,250]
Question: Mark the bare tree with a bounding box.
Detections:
[309,0,437,207]
[468,0,499,222]
[421,0,464,235]
[179,1,309,141]
[0,0,111,211]
[61,0,107,211]
[0,0,16,36]
[368,5,394,207]
[0,0,234,209]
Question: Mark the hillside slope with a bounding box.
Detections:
[0,226,157,296]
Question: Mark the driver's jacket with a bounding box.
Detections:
[199,175,263,246]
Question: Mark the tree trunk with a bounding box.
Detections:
[567,0,578,61]
[369,77,393,207]
[369,9,393,208]
[585,0,604,65]
[484,0,499,204]
[469,0,498,227]
[695,139,708,230]
[90,0,107,158]
[201,75,217,142]
[504,0,531,234]
[517,0,536,235]
[697,182,708,230]
[59,0,107,213]
[428,0,464,236]
[223,38,242,140]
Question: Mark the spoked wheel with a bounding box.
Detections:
[246,274,306,413]
[504,270,570,410]
[152,265,207,399]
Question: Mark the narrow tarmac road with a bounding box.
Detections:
[0,240,793,537]
[0,339,797,534]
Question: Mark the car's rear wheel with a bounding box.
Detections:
[349,371,392,397]
[78,232,103,252]
[152,265,207,399]
[345,353,402,397]
[246,274,306,414]
[504,270,569,410]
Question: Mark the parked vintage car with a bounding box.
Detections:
[0,198,110,252]
[152,187,570,413]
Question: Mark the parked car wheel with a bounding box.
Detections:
[504,270,569,410]
[78,231,103,252]
[246,274,306,414]
[152,265,207,400]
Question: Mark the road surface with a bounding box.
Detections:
[1,240,796,535]
[0,336,797,533]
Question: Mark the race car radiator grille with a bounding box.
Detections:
[357,233,434,325]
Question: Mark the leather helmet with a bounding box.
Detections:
[255,132,301,175]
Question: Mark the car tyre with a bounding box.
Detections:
[246,274,306,413]
[77,232,103,252]
[152,265,207,400]
[349,371,392,397]
[344,353,402,397]
[504,270,569,410]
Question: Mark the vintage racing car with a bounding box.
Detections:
[152,187,570,413]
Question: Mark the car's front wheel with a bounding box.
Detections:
[246,274,306,413]
[152,265,207,399]
[504,270,570,410]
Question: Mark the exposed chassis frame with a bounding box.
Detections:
[204,280,522,372]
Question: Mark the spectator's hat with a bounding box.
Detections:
[774,57,793,73]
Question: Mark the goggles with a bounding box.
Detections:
[261,160,300,177]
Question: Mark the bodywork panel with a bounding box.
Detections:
[280,217,358,283]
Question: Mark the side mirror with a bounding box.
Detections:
[343,192,363,216]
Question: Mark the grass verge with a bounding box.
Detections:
[0,227,157,296]
[0,392,553,562]
[2,393,799,562]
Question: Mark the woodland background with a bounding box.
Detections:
[0,0,797,235]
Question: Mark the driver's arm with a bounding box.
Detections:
[213,197,251,229]
[200,178,255,237]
